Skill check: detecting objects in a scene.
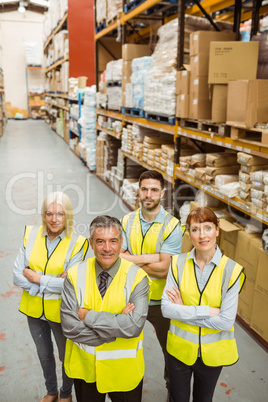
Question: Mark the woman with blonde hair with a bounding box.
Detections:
[162,207,245,402]
[14,192,89,402]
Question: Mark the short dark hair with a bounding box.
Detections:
[90,215,122,241]
[186,207,219,230]
[139,170,165,190]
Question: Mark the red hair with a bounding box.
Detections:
[186,207,219,230]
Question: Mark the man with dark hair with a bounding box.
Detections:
[61,215,149,402]
[121,170,183,397]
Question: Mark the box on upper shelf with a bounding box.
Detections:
[208,41,259,84]
[190,31,236,56]
[227,79,268,129]
[122,44,151,61]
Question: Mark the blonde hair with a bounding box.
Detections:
[41,192,74,237]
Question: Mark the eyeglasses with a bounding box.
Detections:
[45,212,65,218]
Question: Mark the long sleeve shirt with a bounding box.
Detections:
[60,258,149,346]
[13,230,86,296]
[161,246,240,332]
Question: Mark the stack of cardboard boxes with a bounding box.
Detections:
[209,41,260,124]
[188,31,235,120]
[176,66,190,118]
[122,44,151,108]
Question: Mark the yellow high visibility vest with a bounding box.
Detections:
[19,225,88,323]
[122,208,183,301]
[167,253,245,367]
[64,257,148,393]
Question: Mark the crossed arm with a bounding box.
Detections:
[161,266,240,332]
[60,275,149,346]
[120,249,171,279]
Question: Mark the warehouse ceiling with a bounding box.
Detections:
[0,0,49,14]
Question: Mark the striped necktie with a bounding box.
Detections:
[98,271,109,298]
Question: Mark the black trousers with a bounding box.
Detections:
[147,304,170,387]
[168,353,222,402]
[74,379,143,402]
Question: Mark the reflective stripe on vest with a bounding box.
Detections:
[167,253,245,367]
[19,226,87,322]
[122,209,180,300]
[169,323,235,343]
[64,258,147,393]
[73,339,143,361]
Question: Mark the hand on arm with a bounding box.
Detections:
[120,249,160,267]
[83,277,149,339]
[142,252,171,278]
[166,286,184,305]
[61,276,113,346]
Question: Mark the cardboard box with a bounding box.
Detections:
[250,290,268,342]
[190,31,236,56]
[122,44,151,61]
[176,94,189,118]
[190,54,209,77]
[122,60,132,82]
[181,230,193,253]
[211,84,228,123]
[208,41,259,84]
[219,219,240,260]
[176,65,191,94]
[235,231,263,284]
[190,76,210,100]
[237,279,255,324]
[189,97,211,120]
[227,80,268,129]
[255,249,268,298]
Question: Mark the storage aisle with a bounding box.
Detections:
[0,120,267,401]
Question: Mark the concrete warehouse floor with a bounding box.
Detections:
[0,120,267,401]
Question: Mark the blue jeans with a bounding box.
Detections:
[27,316,73,398]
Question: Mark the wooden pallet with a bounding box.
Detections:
[106,81,122,87]
[230,126,268,147]
[107,13,122,26]
[180,118,230,137]
[121,107,144,118]
[124,0,146,14]
[95,20,106,33]
[145,112,175,125]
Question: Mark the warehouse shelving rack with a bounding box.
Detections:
[26,66,45,119]
[94,0,268,218]
[94,1,268,349]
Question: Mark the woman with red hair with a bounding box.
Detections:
[161,207,245,402]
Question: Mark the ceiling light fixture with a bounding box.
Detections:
[18,1,27,13]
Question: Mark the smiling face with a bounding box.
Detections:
[139,178,165,212]
[90,226,123,270]
[189,221,219,253]
[45,202,66,237]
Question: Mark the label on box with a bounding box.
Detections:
[193,34,198,41]
[193,99,198,105]
[182,71,187,76]
[194,79,199,85]
[194,56,198,63]
[181,94,185,100]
